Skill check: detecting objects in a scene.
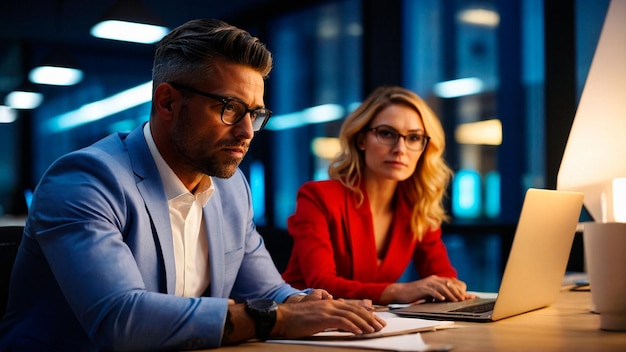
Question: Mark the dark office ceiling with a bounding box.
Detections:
[0,0,325,100]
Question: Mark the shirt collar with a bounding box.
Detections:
[143,122,214,205]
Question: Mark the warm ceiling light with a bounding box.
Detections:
[311,137,341,160]
[455,119,502,145]
[90,0,169,44]
[458,8,500,27]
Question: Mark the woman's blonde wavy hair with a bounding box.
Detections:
[328,86,452,241]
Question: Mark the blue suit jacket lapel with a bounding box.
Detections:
[125,125,177,294]
[205,188,226,297]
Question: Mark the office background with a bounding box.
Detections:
[0,0,610,291]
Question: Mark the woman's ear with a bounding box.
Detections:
[356,133,366,150]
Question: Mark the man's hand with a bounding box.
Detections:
[272,299,386,339]
[222,294,385,345]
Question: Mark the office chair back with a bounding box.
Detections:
[0,226,24,318]
[256,226,293,273]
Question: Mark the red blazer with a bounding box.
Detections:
[282,180,457,303]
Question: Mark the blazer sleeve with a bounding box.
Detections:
[20,144,230,350]
[412,227,458,279]
[212,169,305,304]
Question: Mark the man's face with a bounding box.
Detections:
[170,60,266,179]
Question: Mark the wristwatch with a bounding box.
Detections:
[244,298,278,340]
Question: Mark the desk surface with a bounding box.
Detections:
[216,290,626,351]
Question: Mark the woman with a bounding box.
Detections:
[282,86,475,305]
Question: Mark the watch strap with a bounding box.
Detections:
[245,299,277,340]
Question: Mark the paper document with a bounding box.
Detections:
[267,313,454,351]
[307,314,454,340]
[269,332,453,351]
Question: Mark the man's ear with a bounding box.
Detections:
[154,83,178,119]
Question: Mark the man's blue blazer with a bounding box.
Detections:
[0,123,302,351]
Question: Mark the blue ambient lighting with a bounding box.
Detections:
[91,20,169,44]
[5,91,44,110]
[0,105,17,123]
[47,81,152,133]
[29,66,84,86]
[433,77,484,98]
[265,104,345,130]
[452,169,482,219]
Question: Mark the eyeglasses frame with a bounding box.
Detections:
[367,125,431,151]
[168,82,272,131]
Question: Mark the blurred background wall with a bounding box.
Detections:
[0,0,610,290]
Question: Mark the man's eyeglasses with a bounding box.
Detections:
[169,82,272,132]
[368,125,430,151]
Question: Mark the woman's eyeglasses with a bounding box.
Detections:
[368,125,430,151]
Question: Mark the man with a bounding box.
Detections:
[0,19,384,351]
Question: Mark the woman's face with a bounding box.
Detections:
[359,104,426,183]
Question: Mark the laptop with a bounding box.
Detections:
[392,188,584,322]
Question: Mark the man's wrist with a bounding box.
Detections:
[244,299,278,340]
[285,293,307,303]
[223,309,234,337]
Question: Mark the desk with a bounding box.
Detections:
[216,290,626,351]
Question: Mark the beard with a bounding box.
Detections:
[196,151,243,179]
[171,108,248,179]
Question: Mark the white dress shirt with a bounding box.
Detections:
[143,123,214,297]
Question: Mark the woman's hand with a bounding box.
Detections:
[380,275,477,304]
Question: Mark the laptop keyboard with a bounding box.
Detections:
[450,301,495,314]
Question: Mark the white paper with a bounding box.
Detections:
[267,314,455,351]
[310,315,454,339]
[269,332,453,351]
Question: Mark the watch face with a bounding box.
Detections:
[247,299,278,311]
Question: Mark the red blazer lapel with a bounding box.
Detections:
[346,188,379,282]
